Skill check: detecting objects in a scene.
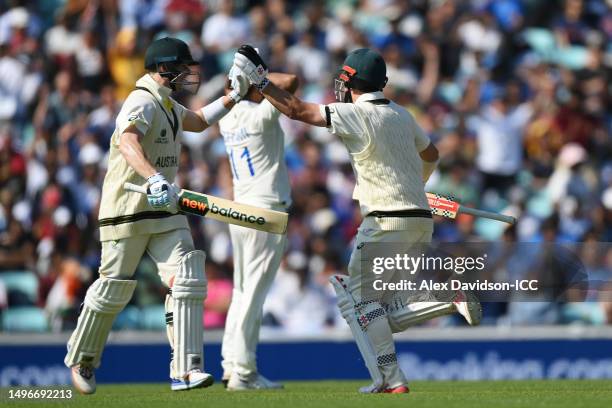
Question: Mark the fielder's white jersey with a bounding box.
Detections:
[219,99,291,209]
[319,91,431,230]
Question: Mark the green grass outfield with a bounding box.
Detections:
[3,380,612,408]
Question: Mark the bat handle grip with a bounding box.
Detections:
[124,182,148,195]
[460,206,517,225]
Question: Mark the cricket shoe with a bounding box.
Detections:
[384,385,410,394]
[170,370,214,391]
[71,363,96,395]
[227,372,284,390]
[453,290,482,326]
[359,383,409,394]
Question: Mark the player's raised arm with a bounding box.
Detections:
[267,72,299,94]
[233,45,326,127]
[183,66,250,132]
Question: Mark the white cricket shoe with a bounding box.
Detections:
[71,364,96,395]
[359,382,384,393]
[227,372,284,391]
[453,290,482,326]
[170,370,214,391]
[359,383,409,394]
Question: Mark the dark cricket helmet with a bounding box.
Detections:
[335,48,388,102]
[144,37,200,92]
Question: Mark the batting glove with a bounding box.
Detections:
[227,65,250,103]
[147,173,178,212]
[233,45,270,91]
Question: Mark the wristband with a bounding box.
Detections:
[200,96,230,126]
[228,89,242,104]
[256,77,270,93]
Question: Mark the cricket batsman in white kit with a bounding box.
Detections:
[64,37,249,394]
[218,73,297,390]
[232,45,482,393]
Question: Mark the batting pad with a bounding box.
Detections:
[64,278,137,368]
[329,275,384,388]
[165,292,175,377]
[386,296,455,333]
[172,250,207,378]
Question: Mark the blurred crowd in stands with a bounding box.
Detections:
[0,0,611,333]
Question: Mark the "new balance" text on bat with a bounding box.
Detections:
[124,183,288,234]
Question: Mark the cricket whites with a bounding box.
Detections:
[124,183,288,234]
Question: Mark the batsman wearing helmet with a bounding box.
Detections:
[232,45,482,393]
[64,37,249,394]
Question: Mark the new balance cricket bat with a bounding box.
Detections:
[426,192,516,225]
[124,183,288,234]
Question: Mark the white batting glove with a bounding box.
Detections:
[147,173,178,212]
[233,45,270,91]
[227,65,250,103]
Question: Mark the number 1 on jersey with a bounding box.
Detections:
[229,146,255,179]
[240,146,255,176]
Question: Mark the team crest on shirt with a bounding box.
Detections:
[154,129,169,144]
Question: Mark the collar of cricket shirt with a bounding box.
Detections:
[136,74,174,112]
[135,74,179,140]
[355,91,385,103]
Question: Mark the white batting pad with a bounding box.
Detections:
[386,297,455,333]
[165,292,175,377]
[329,275,384,388]
[172,250,207,378]
[64,278,137,368]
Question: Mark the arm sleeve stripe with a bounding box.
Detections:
[325,106,331,127]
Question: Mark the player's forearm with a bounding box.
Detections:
[119,131,157,179]
[185,95,238,132]
[261,82,325,126]
[268,73,299,94]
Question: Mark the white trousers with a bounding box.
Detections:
[66,228,196,371]
[347,217,434,302]
[221,224,287,377]
[346,217,433,388]
[100,228,195,285]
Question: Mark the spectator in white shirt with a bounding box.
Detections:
[286,29,329,84]
[201,0,248,53]
[468,82,533,197]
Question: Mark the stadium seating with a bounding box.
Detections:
[140,305,167,330]
[0,271,39,305]
[1,306,48,332]
[113,305,143,330]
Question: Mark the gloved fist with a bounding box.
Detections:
[227,65,250,103]
[146,172,178,212]
[233,45,269,91]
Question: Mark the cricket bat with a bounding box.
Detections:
[426,192,516,225]
[124,183,288,234]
